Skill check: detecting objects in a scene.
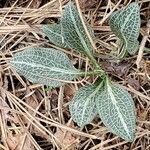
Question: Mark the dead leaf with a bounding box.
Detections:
[64,84,75,96]
[145,60,150,75]
[6,135,18,150]
[0,96,19,124]
[6,132,35,150]
[54,128,77,148]
[27,0,41,9]
[25,90,39,111]
[127,77,140,91]
[79,0,99,10]
[102,61,132,77]
[19,89,39,124]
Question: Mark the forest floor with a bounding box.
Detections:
[0,0,150,150]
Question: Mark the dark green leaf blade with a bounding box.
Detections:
[96,80,136,141]
[10,47,80,87]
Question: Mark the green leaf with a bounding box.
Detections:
[69,83,102,127]
[42,23,70,49]
[10,47,81,87]
[96,79,136,141]
[61,2,95,57]
[109,2,141,55]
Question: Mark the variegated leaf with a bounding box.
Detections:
[42,23,69,48]
[10,47,81,87]
[62,2,95,57]
[109,2,141,55]
[69,84,102,127]
[96,80,136,141]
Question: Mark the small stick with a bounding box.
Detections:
[99,0,122,25]
[74,0,97,51]
[136,20,150,69]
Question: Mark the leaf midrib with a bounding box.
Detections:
[106,82,131,139]
[11,61,80,75]
[80,83,102,125]
[68,4,91,55]
[44,27,63,38]
[120,5,138,51]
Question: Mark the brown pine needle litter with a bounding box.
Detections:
[0,0,150,150]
